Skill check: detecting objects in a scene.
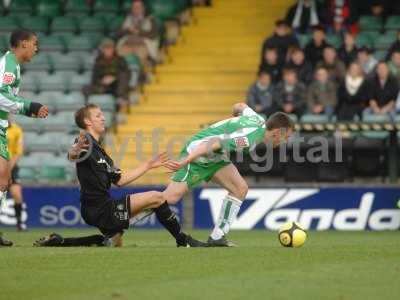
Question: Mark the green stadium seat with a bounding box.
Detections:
[122,0,132,11]
[355,32,373,48]
[59,92,86,111]
[64,0,91,16]
[18,167,37,182]
[49,53,82,72]
[93,0,119,13]
[375,34,395,50]
[385,16,400,30]
[40,112,73,132]
[358,15,383,31]
[59,133,77,152]
[0,36,7,53]
[374,50,387,60]
[94,12,119,24]
[0,17,20,33]
[20,17,49,34]
[300,114,329,124]
[88,94,116,112]
[37,166,67,182]
[39,35,66,52]
[13,115,43,133]
[38,73,69,92]
[20,73,39,93]
[68,73,91,91]
[51,17,78,34]
[297,34,311,48]
[103,111,114,128]
[22,53,51,72]
[78,52,97,71]
[8,0,34,16]
[37,0,61,17]
[65,35,94,52]
[37,91,64,113]
[78,17,106,33]
[326,34,343,48]
[79,32,103,49]
[24,132,61,154]
[146,0,179,22]
[107,16,125,32]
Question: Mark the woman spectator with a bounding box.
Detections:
[117,0,160,66]
[336,62,369,120]
[307,67,337,116]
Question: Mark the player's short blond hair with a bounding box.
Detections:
[75,104,100,129]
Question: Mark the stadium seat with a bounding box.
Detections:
[78,52,97,72]
[78,17,106,33]
[60,92,86,111]
[8,0,34,16]
[22,53,51,73]
[375,34,396,50]
[36,0,61,17]
[38,36,66,52]
[64,0,91,16]
[20,17,49,34]
[38,73,69,93]
[37,165,67,182]
[374,50,387,60]
[49,53,82,72]
[326,34,342,48]
[300,114,330,124]
[17,166,37,182]
[40,112,73,132]
[24,132,61,154]
[69,73,91,91]
[0,36,7,53]
[51,17,78,34]
[358,15,383,31]
[0,17,20,33]
[355,32,373,48]
[35,91,61,113]
[107,16,125,32]
[88,94,116,112]
[296,34,311,48]
[146,0,179,22]
[93,0,119,13]
[65,35,95,52]
[20,73,39,93]
[385,16,400,30]
[13,115,43,133]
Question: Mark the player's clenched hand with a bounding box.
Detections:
[147,151,170,169]
[75,132,90,150]
[37,105,49,118]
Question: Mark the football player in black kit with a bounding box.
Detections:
[34,104,205,247]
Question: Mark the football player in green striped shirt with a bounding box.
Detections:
[164,103,294,246]
[0,29,48,247]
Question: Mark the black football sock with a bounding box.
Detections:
[14,203,22,225]
[61,235,105,247]
[154,202,186,243]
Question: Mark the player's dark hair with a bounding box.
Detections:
[75,104,100,129]
[10,29,36,48]
[266,112,295,131]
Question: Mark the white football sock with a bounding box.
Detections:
[0,191,6,209]
[210,195,242,240]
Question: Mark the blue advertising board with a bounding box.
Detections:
[0,187,182,229]
[194,188,400,230]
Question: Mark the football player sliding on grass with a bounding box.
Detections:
[162,103,294,247]
[34,104,205,247]
[0,29,49,247]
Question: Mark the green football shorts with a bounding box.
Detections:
[0,134,9,161]
[171,160,231,188]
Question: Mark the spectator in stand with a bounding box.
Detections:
[388,50,400,83]
[304,26,330,67]
[307,67,337,116]
[246,71,276,116]
[286,47,313,85]
[260,20,299,65]
[357,47,378,76]
[285,0,326,34]
[117,0,160,66]
[324,0,353,35]
[338,33,358,66]
[83,39,131,110]
[386,30,400,61]
[316,46,346,84]
[336,62,369,120]
[365,61,399,117]
[273,67,307,117]
[258,47,282,84]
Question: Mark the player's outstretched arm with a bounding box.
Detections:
[67,132,89,161]
[115,152,170,186]
[232,102,249,117]
[0,90,48,118]
[165,138,222,171]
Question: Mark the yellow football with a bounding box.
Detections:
[278,222,307,248]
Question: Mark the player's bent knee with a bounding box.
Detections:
[152,191,164,207]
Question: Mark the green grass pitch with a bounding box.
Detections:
[1,229,399,300]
